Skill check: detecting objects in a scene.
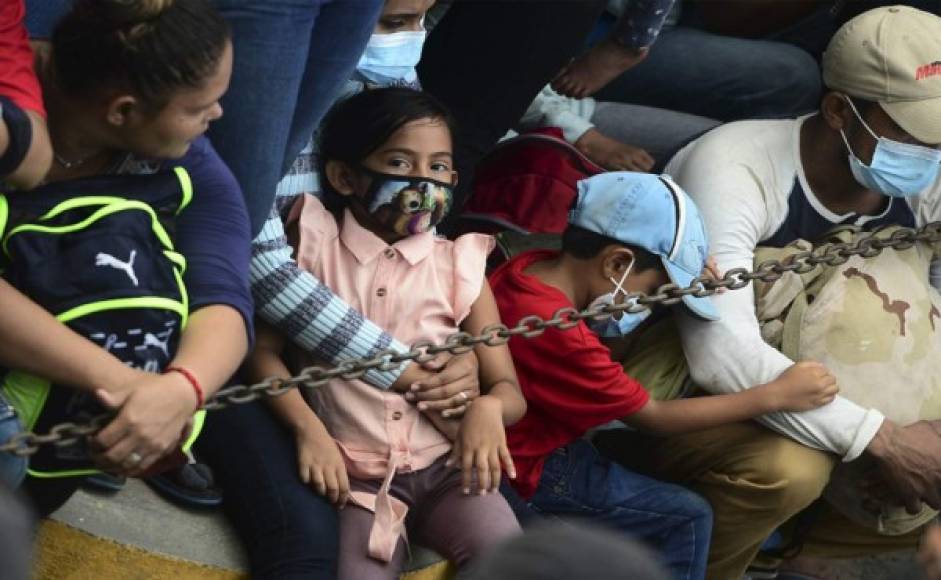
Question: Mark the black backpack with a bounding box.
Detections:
[0,167,194,478]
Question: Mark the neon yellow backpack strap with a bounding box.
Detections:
[0,195,8,239]
[1,166,201,479]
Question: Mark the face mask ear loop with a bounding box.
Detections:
[609,258,635,301]
[839,127,862,161]
[843,95,880,141]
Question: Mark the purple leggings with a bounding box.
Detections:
[339,457,520,579]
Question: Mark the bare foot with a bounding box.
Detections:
[552,38,649,99]
[574,128,654,172]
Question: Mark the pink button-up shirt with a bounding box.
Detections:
[290,195,493,561]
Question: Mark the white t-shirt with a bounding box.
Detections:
[665,115,941,461]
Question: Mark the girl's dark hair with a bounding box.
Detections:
[317,87,458,215]
[52,0,230,110]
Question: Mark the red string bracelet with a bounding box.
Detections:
[165,366,204,409]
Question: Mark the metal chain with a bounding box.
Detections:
[3,221,941,457]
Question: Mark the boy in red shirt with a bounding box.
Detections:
[490,172,838,579]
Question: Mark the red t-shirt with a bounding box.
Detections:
[490,250,650,499]
[0,0,45,116]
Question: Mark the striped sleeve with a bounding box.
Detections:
[250,144,407,389]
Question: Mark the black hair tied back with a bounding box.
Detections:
[52,0,230,109]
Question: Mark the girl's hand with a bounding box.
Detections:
[447,396,516,496]
[295,424,350,507]
[763,361,839,412]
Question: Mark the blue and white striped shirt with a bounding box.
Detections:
[250,80,410,389]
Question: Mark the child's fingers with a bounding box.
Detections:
[337,468,351,510]
[476,448,491,495]
[311,469,327,497]
[489,450,502,493]
[498,445,517,480]
[816,394,836,407]
[462,446,475,495]
[446,440,462,469]
[324,469,340,504]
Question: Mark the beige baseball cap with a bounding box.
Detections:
[823,5,941,144]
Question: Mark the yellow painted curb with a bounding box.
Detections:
[34,519,454,580]
[34,520,244,580]
[401,560,455,580]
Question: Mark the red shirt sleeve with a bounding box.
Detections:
[511,322,650,435]
[0,0,45,116]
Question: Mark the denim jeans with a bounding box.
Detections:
[206,0,382,236]
[594,21,822,122]
[195,400,339,580]
[528,440,712,580]
[0,392,26,489]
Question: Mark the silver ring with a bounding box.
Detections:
[126,452,143,466]
[458,392,469,402]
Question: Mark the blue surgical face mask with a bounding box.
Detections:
[586,261,651,338]
[840,97,941,198]
[355,28,427,87]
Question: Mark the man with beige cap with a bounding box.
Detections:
[600,6,941,579]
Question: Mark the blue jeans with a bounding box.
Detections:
[195,401,339,580]
[594,22,821,122]
[206,0,382,236]
[0,392,26,489]
[528,440,712,580]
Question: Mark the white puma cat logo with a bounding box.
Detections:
[142,331,170,357]
[95,250,138,286]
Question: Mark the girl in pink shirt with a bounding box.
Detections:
[247,88,527,579]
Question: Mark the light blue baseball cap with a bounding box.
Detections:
[569,172,719,321]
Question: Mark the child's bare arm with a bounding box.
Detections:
[245,320,349,505]
[460,280,526,424]
[448,280,527,496]
[624,361,838,435]
[245,321,327,441]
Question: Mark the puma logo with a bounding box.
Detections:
[136,328,173,358]
[96,250,139,286]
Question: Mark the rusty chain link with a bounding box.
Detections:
[3,221,941,457]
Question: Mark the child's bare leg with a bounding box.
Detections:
[552,38,648,99]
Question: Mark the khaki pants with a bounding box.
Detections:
[594,422,921,580]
